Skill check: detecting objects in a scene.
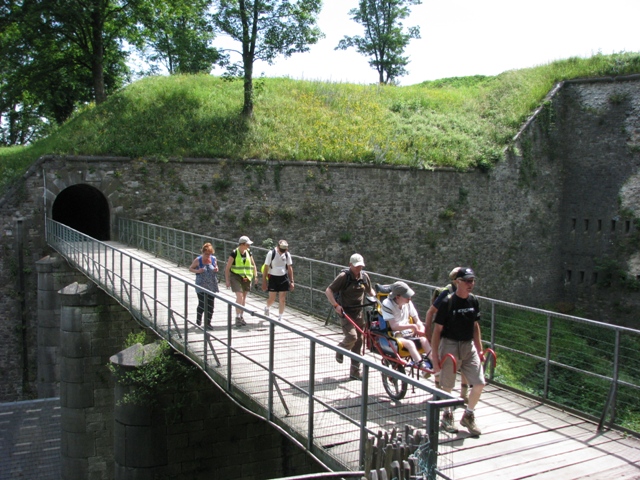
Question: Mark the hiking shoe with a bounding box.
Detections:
[335,352,344,364]
[235,316,246,327]
[440,411,458,433]
[460,411,481,436]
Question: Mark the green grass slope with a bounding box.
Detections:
[2,52,640,194]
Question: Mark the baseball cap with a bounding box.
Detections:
[455,267,476,280]
[238,236,253,245]
[349,253,365,267]
[278,240,289,250]
[389,281,415,300]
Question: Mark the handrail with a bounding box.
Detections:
[116,217,640,437]
[47,218,461,477]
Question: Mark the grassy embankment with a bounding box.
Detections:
[491,305,640,432]
[1,52,640,195]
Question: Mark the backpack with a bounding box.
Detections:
[261,248,290,277]
[333,268,355,306]
[431,283,455,305]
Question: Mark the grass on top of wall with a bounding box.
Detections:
[2,52,640,194]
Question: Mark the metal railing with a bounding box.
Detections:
[48,218,461,479]
[116,217,640,437]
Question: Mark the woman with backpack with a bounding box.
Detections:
[261,239,295,321]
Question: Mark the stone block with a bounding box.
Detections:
[60,331,91,358]
[38,324,60,344]
[61,406,87,433]
[37,290,57,309]
[124,424,167,467]
[114,400,153,426]
[61,381,94,408]
[60,306,83,332]
[61,455,88,480]
[60,356,85,382]
[62,429,96,458]
[59,282,100,306]
[37,345,58,365]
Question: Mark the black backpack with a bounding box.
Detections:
[262,248,290,276]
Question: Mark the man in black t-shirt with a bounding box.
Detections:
[432,267,486,436]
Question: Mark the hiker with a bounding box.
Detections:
[262,239,294,321]
[325,253,375,381]
[224,236,258,327]
[426,267,473,403]
[431,267,486,436]
[189,242,219,327]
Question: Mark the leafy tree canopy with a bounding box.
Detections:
[212,0,323,116]
[337,0,421,84]
[132,0,223,75]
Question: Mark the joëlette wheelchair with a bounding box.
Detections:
[341,284,456,401]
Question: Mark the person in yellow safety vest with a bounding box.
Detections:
[224,236,258,327]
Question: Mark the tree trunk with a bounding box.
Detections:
[242,63,253,117]
[91,8,106,104]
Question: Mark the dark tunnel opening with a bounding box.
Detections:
[51,184,110,240]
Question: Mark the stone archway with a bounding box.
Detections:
[52,184,110,240]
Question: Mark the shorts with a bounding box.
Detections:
[438,338,485,390]
[267,274,290,292]
[229,272,252,293]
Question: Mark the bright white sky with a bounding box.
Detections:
[212,0,640,86]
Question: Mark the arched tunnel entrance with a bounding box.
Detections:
[52,184,110,240]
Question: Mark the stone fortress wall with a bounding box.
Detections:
[1,76,639,402]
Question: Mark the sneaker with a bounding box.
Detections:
[422,357,433,370]
[277,315,283,321]
[440,411,458,433]
[406,359,419,368]
[235,316,246,327]
[460,411,481,436]
[335,352,344,364]
[264,307,270,317]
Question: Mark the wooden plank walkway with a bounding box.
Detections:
[74,241,640,479]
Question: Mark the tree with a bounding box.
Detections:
[336,0,421,84]
[133,0,222,75]
[212,0,323,117]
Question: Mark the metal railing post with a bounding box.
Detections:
[544,315,552,399]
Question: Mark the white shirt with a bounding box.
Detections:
[381,297,419,337]
[264,248,292,277]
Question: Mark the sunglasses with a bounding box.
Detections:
[461,278,475,284]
